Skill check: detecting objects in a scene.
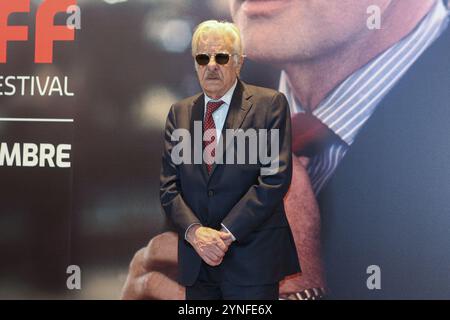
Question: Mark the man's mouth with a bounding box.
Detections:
[238,0,292,17]
[206,75,221,80]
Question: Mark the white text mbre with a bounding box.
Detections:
[0,143,71,168]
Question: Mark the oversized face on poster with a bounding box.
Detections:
[229,0,393,63]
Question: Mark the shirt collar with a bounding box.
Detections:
[279,0,449,146]
[204,78,238,107]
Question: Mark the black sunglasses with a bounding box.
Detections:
[195,53,235,66]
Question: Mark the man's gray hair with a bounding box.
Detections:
[191,20,244,60]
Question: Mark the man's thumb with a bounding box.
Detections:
[219,231,232,239]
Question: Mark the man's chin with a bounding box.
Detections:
[231,0,293,19]
[241,37,291,64]
[203,82,223,92]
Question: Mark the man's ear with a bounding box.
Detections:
[236,55,245,75]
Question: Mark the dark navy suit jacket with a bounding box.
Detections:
[321,27,450,299]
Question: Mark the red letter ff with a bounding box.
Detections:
[0,0,30,63]
[35,0,76,63]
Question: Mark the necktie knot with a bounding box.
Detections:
[291,112,340,157]
[206,100,224,117]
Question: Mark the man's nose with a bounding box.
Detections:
[207,56,219,70]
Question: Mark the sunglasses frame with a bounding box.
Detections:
[195,52,238,66]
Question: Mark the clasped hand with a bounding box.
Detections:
[186,226,233,266]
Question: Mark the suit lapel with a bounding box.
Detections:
[209,80,254,177]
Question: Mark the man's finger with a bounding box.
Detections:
[205,249,223,265]
[215,238,229,252]
[211,243,226,256]
[203,249,221,262]
[219,231,232,240]
[202,254,221,266]
[223,238,233,247]
[197,249,215,265]
[207,250,220,260]
[209,248,224,260]
[201,255,214,266]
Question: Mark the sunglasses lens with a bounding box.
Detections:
[195,54,210,66]
[215,53,230,65]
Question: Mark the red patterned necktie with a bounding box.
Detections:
[203,100,224,174]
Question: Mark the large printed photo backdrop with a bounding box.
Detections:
[0,0,449,299]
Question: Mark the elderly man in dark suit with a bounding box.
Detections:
[157,20,299,300]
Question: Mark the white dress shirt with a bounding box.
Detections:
[185,79,238,242]
[203,79,238,143]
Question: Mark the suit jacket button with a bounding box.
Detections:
[208,190,214,197]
